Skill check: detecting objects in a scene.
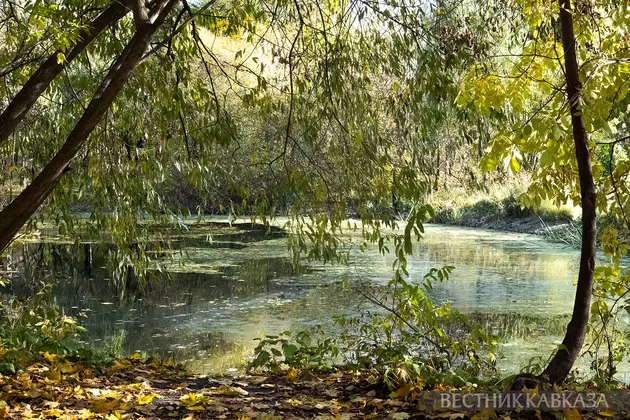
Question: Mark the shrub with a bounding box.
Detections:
[249,267,499,389]
[0,284,103,373]
[432,205,459,224]
[536,203,574,222]
[458,199,502,225]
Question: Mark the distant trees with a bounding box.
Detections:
[0,0,465,250]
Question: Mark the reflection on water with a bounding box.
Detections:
[0,220,596,375]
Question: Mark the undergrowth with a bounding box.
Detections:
[430,184,575,228]
[0,283,112,373]
[249,266,500,390]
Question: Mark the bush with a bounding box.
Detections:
[249,328,339,371]
[458,199,503,225]
[501,195,530,218]
[536,203,574,222]
[0,284,105,373]
[249,267,499,389]
[429,185,577,228]
[432,205,459,224]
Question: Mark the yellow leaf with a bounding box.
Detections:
[59,361,75,374]
[283,398,302,407]
[286,366,299,380]
[389,384,411,399]
[471,409,497,420]
[521,384,539,394]
[46,369,61,382]
[180,393,211,409]
[100,390,120,399]
[91,399,120,414]
[564,409,582,420]
[136,394,157,405]
[43,409,63,418]
[77,409,96,419]
[42,352,57,362]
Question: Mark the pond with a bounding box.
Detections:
[0,218,616,378]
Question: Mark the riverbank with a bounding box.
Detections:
[1,355,627,419]
[428,188,579,242]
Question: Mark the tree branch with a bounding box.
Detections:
[0,0,131,146]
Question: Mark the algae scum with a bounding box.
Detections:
[1,219,592,375]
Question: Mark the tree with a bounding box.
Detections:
[0,0,262,256]
[0,0,466,259]
[0,0,131,145]
[458,0,630,383]
[2,0,628,385]
[0,0,178,250]
[541,0,596,384]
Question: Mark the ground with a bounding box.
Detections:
[0,355,626,419]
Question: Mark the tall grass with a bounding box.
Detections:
[538,217,582,247]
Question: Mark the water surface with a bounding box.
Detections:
[2,220,594,376]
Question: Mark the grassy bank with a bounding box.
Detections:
[428,185,581,245]
[428,185,630,249]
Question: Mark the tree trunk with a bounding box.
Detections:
[541,0,597,384]
[0,0,178,252]
[0,1,131,146]
[434,148,440,192]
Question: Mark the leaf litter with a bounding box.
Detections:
[0,355,627,419]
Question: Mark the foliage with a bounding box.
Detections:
[0,0,514,271]
[457,0,630,225]
[431,185,575,229]
[337,269,499,389]
[249,329,339,371]
[1,0,630,393]
[3,354,619,419]
[0,284,106,373]
[249,266,499,390]
[586,226,630,386]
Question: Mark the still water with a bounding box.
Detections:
[1,219,593,376]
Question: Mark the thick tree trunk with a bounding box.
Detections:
[0,0,178,252]
[541,0,597,384]
[0,1,131,146]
